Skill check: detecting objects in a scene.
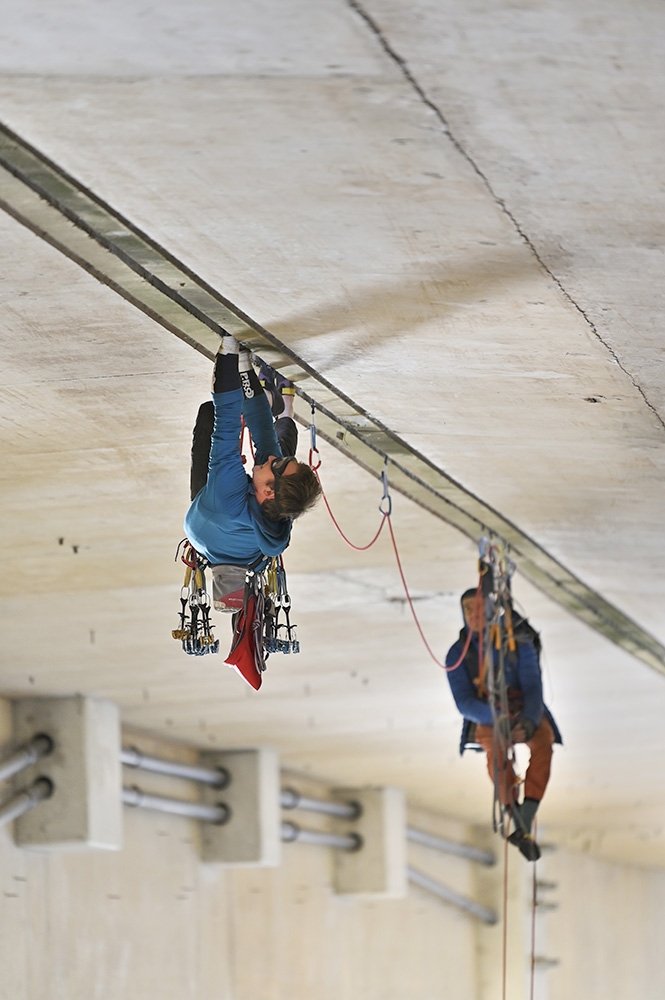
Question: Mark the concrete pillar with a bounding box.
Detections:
[332,786,407,898]
[199,747,281,866]
[473,826,530,1000]
[11,695,122,851]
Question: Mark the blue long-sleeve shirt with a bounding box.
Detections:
[184,388,291,565]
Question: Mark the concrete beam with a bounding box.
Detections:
[199,747,281,867]
[332,786,407,898]
[11,695,122,851]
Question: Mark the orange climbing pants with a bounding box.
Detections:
[474,718,555,804]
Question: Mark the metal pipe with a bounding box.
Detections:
[0,734,54,784]
[407,826,496,866]
[120,746,230,788]
[122,785,230,824]
[281,820,362,851]
[407,866,498,925]
[0,777,54,828]
[280,786,361,820]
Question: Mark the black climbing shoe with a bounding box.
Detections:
[508,829,541,862]
[258,364,285,417]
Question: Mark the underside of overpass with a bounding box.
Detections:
[1,0,664,996]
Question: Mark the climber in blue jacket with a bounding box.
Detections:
[184,337,321,568]
[445,588,562,861]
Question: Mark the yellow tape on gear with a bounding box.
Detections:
[195,569,203,590]
[184,566,192,588]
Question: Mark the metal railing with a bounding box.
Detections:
[120,746,229,788]
[407,825,495,866]
[121,786,230,824]
[0,734,55,830]
[0,733,501,923]
[281,821,362,851]
[407,867,497,925]
[0,734,53,784]
[280,786,361,820]
[0,777,53,828]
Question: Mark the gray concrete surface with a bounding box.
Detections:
[0,0,664,871]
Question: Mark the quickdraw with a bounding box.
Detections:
[172,540,219,656]
[172,542,301,677]
[264,556,300,654]
[309,403,321,471]
[476,536,519,836]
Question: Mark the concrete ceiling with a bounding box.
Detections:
[0,0,664,866]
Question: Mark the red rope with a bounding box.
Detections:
[311,442,478,672]
[386,517,446,668]
[318,479,389,551]
[313,464,480,671]
[444,580,483,673]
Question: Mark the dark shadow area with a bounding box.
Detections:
[264,243,540,365]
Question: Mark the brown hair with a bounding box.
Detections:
[262,462,322,522]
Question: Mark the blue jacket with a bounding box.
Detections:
[184,388,291,566]
[445,623,562,754]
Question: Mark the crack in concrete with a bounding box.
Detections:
[347,0,665,433]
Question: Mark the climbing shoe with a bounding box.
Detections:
[274,372,295,399]
[508,829,541,862]
[258,363,285,417]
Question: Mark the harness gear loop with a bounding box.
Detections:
[171,541,219,656]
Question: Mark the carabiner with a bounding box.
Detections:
[379,465,392,516]
[309,404,322,470]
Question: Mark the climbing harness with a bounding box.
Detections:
[173,544,302,683]
[171,541,219,656]
[210,557,266,613]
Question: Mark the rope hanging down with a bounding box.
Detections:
[310,408,542,995]
[501,817,539,1000]
[309,406,461,670]
[309,411,389,551]
[474,537,522,838]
